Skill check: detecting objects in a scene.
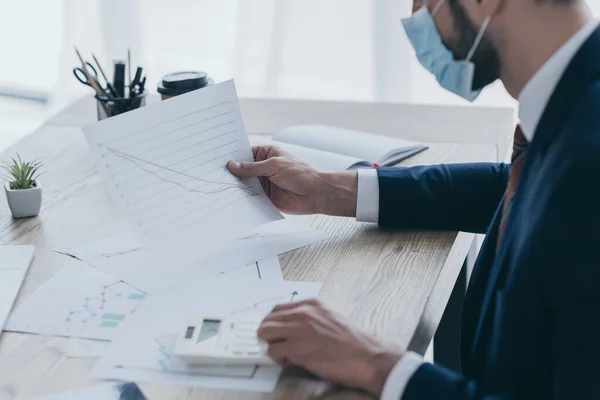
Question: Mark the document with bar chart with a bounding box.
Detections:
[5,259,147,340]
[83,80,282,265]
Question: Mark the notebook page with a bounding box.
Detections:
[250,136,370,171]
[273,125,422,165]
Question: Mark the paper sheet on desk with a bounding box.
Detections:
[0,246,34,334]
[92,276,321,392]
[67,338,109,358]
[83,80,282,267]
[5,257,283,340]
[64,219,326,293]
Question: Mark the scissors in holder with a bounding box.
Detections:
[73,62,112,99]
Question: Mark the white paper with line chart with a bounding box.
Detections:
[83,80,282,266]
[92,276,321,392]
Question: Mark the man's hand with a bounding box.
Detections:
[227,145,358,217]
[258,299,402,397]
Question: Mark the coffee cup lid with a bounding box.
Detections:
[157,71,213,96]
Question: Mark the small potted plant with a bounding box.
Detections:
[3,154,43,218]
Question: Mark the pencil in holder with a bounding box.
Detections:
[95,92,147,121]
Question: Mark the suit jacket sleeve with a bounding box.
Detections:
[400,139,600,399]
[377,163,509,233]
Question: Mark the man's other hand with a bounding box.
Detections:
[257,299,402,397]
[228,145,358,217]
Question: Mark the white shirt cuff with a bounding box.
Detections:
[380,352,424,400]
[356,168,379,222]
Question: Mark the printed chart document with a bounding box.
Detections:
[63,219,326,293]
[5,259,146,340]
[5,256,283,340]
[0,245,34,334]
[250,124,427,171]
[83,80,282,265]
[93,276,321,392]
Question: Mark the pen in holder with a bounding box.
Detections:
[96,91,147,121]
[72,48,147,121]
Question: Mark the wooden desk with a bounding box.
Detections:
[0,99,496,399]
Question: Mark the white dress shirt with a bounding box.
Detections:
[356,20,600,400]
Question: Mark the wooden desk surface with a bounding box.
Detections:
[0,100,496,400]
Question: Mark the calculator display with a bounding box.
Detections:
[197,319,221,343]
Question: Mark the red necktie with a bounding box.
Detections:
[497,125,529,249]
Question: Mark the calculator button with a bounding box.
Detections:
[246,346,261,355]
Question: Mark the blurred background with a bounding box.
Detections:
[1,0,599,150]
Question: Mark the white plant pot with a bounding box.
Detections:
[4,180,42,218]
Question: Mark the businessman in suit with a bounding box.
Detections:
[228,0,600,398]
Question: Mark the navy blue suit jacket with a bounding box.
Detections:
[379,28,600,399]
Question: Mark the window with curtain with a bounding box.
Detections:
[1,0,600,144]
[1,0,414,105]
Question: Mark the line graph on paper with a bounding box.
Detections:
[5,263,147,341]
[107,147,259,196]
[96,105,260,238]
[64,280,145,326]
[84,81,282,260]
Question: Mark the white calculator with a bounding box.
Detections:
[173,314,274,365]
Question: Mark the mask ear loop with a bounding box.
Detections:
[466,15,491,62]
[432,0,446,17]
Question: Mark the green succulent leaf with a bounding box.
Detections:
[3,154,43,190]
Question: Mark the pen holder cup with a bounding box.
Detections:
[96,92,147,121]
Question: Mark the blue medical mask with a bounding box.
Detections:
[402,0,492,102]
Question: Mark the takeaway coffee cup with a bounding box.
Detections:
[157,71,214,100]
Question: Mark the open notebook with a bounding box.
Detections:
[250,125,427,171]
